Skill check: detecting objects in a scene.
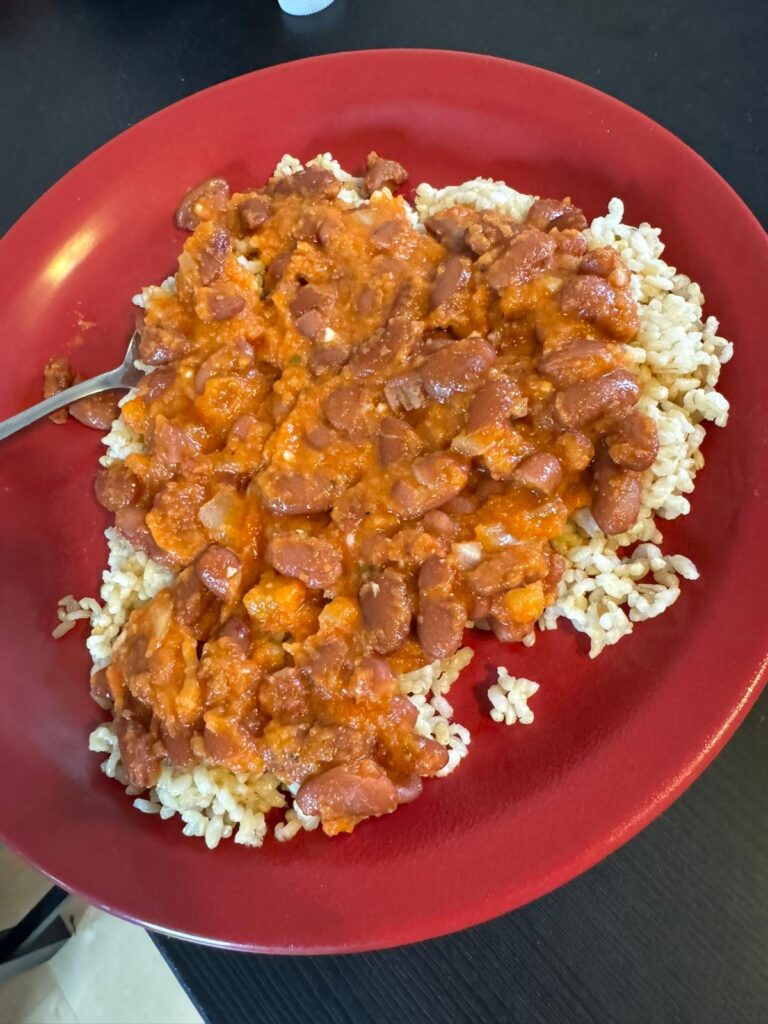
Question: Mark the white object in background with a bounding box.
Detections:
[277,0,335,14]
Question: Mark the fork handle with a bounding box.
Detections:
[0,370,127,441]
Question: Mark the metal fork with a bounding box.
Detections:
[0,330,145,441]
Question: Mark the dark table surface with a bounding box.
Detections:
[2,2,766,1021]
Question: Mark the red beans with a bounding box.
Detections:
[605,411,659,470]
[417,557,465,661]
[485,230,556,290]
[116,716,161,789]
[384,371,426,412]
[421,336,496,402]
[218,614,252,655]
[138,323,191,365]
[359,569,413,654]
[552,369,640,428]
[370,219,404,250]
[465,377,524,433]
[364,152,408,194]
[69,391,120,431]
[272,167,341,200]
[197,225,230,285]
[238,194,273,231]
[266,533,343,589]
[377,415,421,468]
[349,317,421,377]
[559,274,640,340]
[525,198,587,232]
[513,452,563,496]
[467,547,546,598]
[259,669,310,724]
[579,246,631,288]
[258,467,338,515]
[295,760,398,822]
[591,448,642,535]
[391,452,470,519]
[430,255,472,309]
[554,430,595,472]
[305,422,336,450]
[175,177,230,231]
[322,384,375,438]
[114,506,177,569]
[152,415,201,465]
[195,544,242,602]
[43,356,74,423]
[289,283,334,321]
[94,464,142,512]
[537,338,618,387]
[202,290,245,322]
[140,366,176,402]
[464,210,519,256]
[89,667,111,704]
[424,209,470,252]
[295,309,324,342]
[393,773,423,804]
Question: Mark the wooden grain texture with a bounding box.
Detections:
[1,1,765,1020]
[157,688,768,1024]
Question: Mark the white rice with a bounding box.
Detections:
[488,668,539,726]
[60,154,731,846]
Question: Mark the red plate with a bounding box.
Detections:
[0,51,766,953]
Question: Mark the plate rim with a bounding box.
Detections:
[1,48,766,953]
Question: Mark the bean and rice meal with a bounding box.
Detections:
[52,151,731,848]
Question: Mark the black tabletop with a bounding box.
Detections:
[2,2,766,1021]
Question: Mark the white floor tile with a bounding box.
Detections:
[49,906,203,1024]
[0,848,54,930]
[0,965,78,1024]
[0,850,202,1024]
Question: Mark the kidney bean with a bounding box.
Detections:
[94,464,142,512]
[430,255,472,310]
[466,377,525,432]
[421,336,496,402]
[512,452,563,496]
[591,448,642,535]
[537,337,618,387]
[359,569,413,654]
[259,668,311,724]
[238,194,273,231]
[417,556,465,661]
[138,323,191,365]
[526,198,587,232]
[485,230,556,290]
[349,317,421,377]
[377,415,421,468]
[364,152,408,194]
[175,177,230,231]
[605,410,659,470]
[69,391,120,430]
[559,274,640,340]
[197,225,230,285]
[391,452,470,519]
[43,356,74,423]
[195,544,242,602]
[579,246,631,288]
[258,468,338,515]
[266,533,343,589]
[322,384,375,437]
[424,209,470,252]
[203,290,245,322]
[272,167,341,200]
[552,369,640,428]
[296,760,398,822]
